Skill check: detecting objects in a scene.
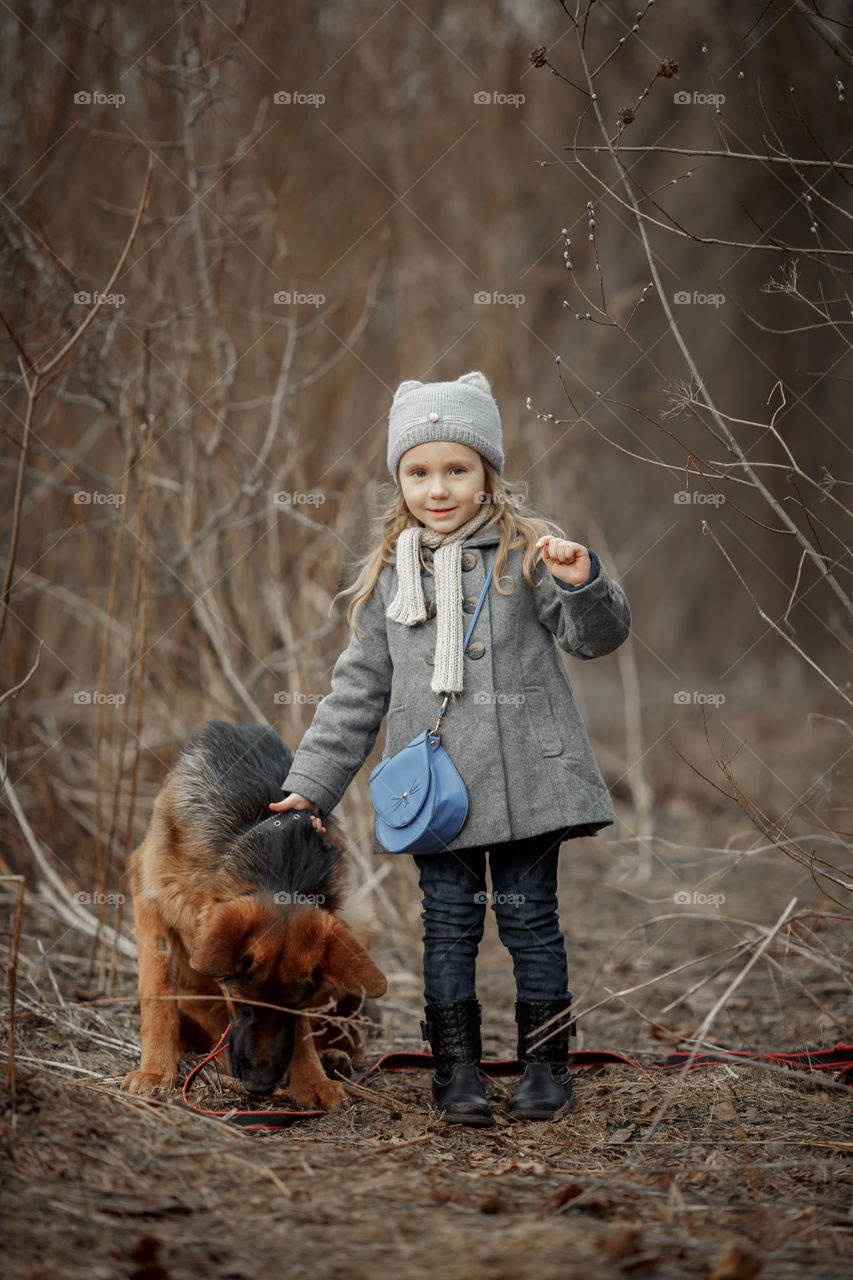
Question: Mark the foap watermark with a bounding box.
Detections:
[474,290,525,308]
[673,490,725,506]
[273,90,325,107]
[473,891,526,906]
[473,91,525,108]
[274,291,325,307]
[472,692,526,706]
[74,291,125,307]
[673,290,724,307]
[273,891,326,906]
[274,490,326,508]
[674,690,726,707]
[474,490,524,507]
[74,890,126,905]
[73,690,126,706]
[674,890,725,908]
[74,490,125,506]
[74,90,125,108]
[673,90,725,109]
[274,691,325,705]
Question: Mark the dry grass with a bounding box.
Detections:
[2,1062,849,1280]
[2,721,851,1280]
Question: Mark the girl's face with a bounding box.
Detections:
[398,441,487,534]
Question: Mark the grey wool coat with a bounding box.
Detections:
[281,524,632,854]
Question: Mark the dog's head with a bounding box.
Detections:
[189,897,386,1096]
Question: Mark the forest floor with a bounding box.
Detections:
[2,697,852,1279]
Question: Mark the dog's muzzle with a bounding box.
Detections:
[228,1009,297,1096]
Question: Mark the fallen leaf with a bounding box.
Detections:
[601,1225,644,1261]
[650,1022,693,1044]
[705,1241,763,1280]
[478,1194,504,1214]
[606,1125,636,1144]
[550,1182,585,1208]
[599,1225,661,1272]
[488,1158,547,1175]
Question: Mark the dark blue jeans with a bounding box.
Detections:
[413,828,572,1005]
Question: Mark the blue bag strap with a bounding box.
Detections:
[462,549,496,652]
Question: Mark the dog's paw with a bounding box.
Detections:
[320,1049,353,1078]
[121,1067,180,1095]
[289,1075,348,1110]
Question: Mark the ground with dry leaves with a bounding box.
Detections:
[2,703,852,1279]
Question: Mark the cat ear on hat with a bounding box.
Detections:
[458,371,492,393]
[393,379,423,400]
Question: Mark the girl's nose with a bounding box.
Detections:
[429,475,449,496]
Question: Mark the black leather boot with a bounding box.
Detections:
[508,998,577,1122]
[420,999,494,1127]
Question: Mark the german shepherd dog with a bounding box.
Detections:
[121,721,387,1108]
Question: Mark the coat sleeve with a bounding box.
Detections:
[280,576,393,814]
[532,548,631,660]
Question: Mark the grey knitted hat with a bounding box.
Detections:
[387,371,504,481]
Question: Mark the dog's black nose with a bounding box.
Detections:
[240,1071,279,1097]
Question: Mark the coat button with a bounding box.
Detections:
[422,548,434,564]
[461,552,476,571]
[466,641,485,659]
[425,649,435,665]
[424,599,434,619]
[462,595,478,613]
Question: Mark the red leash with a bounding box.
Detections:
[180,1030,853,1130]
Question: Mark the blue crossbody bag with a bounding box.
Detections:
[369,552,496,855]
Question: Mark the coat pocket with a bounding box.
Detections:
[523,684,564,757]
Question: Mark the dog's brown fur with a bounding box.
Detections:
[121,722,386,1109]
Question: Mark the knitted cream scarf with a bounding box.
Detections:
[386,503,495,694]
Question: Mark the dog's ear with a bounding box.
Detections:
[320,920,387,998]
[189,900,254,978]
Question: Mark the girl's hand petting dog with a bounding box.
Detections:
[269,793,327,835]
[535,535,592,587]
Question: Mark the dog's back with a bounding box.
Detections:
[170,720,294,853]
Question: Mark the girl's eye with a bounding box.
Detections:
[409,467,467,478]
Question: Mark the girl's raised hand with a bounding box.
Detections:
[535,535,592,586]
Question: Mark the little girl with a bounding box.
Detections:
[271,371,631,1126]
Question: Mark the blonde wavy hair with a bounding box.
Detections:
[334,457,568,637]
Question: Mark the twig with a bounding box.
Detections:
[635,898,799,1148]
[789,0,853,69]
[333,1071,408,1113]
[0,642,44,706]
[1,876,26,1124]
[565,146,853,169]
[571,49,853,621]
[0,154,152,648]
[0,770,137,959]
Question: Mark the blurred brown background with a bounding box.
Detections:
[2,0,851,946]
